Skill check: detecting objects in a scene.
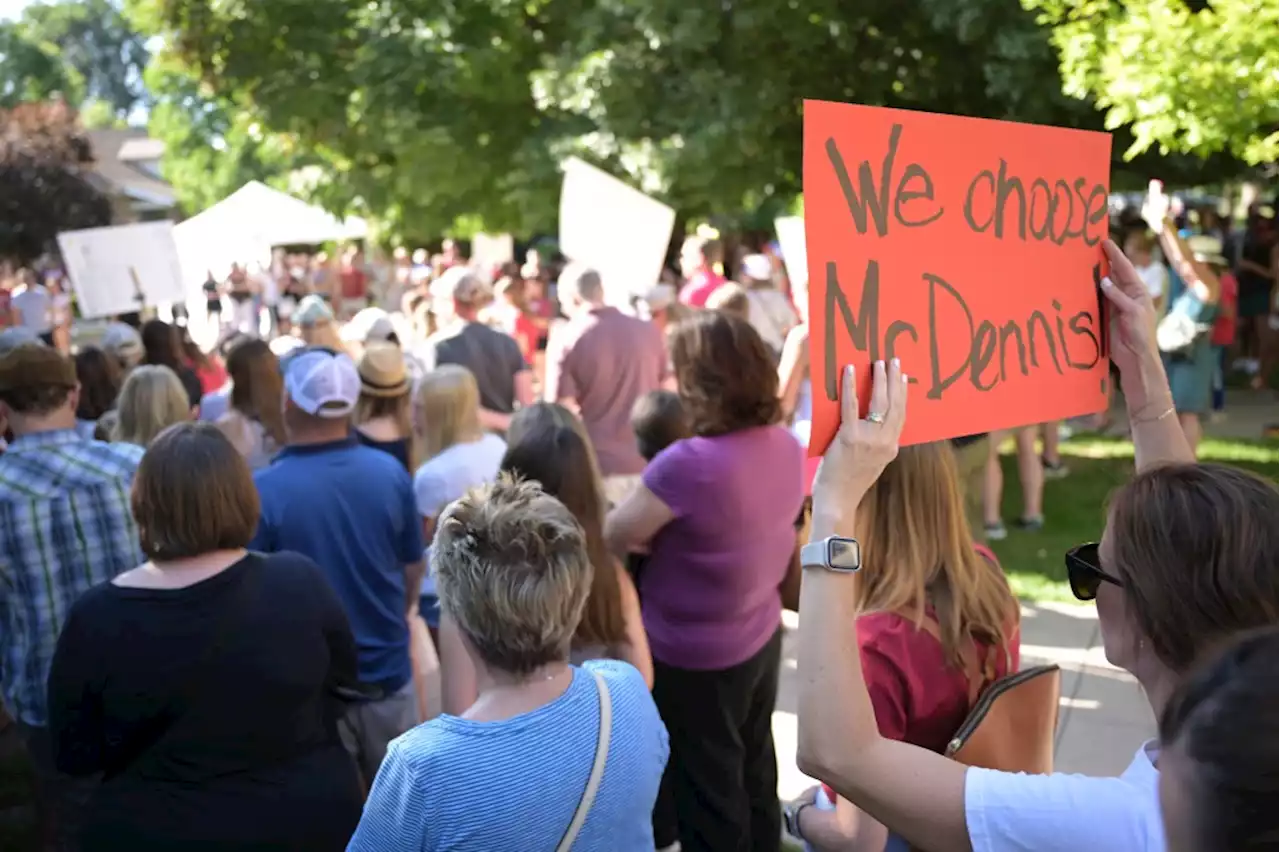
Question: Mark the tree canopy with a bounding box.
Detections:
[1,100,112,263]
[0,21,84,108]
[1026,0,1279,165]
[19,0,150,119]
[128,0,1120,237]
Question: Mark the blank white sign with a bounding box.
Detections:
[774,216,808,293]
[471,232,515,282]
[559,157,675,306]
[57,221,187,319]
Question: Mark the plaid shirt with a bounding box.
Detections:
[0,429,144,727]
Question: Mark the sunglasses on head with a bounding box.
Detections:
[1065,542,1125,601]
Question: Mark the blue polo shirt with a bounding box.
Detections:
[250,436,423,692]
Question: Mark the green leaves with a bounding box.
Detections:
[1026,0,1279,165]
[18,0,150,118]
[0,22,84,108]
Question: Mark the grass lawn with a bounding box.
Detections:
[988,434,1279,604]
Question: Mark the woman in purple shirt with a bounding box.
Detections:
[606,311,805,852]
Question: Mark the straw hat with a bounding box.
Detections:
[357,341,409,398]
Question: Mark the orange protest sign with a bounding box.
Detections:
[803,101,1113,453]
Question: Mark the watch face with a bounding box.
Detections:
[828,537,861,571]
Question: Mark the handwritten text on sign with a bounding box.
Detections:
[803,101,1113,453]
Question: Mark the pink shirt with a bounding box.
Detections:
[678,268,726,308]
[544,307,669,476]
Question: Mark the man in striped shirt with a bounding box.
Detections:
[0,342,144,848]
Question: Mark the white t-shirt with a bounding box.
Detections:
[965,741,1164,852]
[413,433,507,520]
[1136,263,1168,303]
[11,285,52,333]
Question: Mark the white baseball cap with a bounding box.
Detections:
[341,307,397,344]
[283,347,361,418]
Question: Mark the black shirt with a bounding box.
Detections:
[356,430,411,472]
[47,552,363,851]
[420,321,527,414]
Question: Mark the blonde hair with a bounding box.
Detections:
[299,319,345,352]
[853,442,1018,669]
[113,365,191,447]
[415,365,483,461]
[433,473,591,675]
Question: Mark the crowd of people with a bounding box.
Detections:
[0,189,1276,852]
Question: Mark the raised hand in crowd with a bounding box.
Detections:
[796,318,1277,851]
[1099,239,1195,470]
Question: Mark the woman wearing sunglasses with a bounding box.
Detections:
[793,240,1278,852]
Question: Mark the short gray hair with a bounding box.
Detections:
[432,473,592,675]
[558,263,604,305]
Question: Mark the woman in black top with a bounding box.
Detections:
[139,319,204,409]
[47,422,363,851]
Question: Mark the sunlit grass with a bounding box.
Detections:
[991,434,1278,604]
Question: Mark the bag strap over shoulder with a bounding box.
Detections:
[915,616,998,706]
[555,669,613,852]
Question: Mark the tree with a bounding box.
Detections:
[1024,0,1279,164]
[144,59,315,214]
[0,101,112,263]
[20,0,150,119]
[0,22,84,108]
[127,0,1260,239]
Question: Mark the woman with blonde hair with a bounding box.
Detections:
[215,339,285,470]
[783,441,1019,851]
[112,365,194,447]
[439,403,653,715]
[411,365,508,630]
[355,341,414,471]
[293,295,345,352]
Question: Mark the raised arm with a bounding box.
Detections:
[1098,240,1194,471]
[797,360,973,852]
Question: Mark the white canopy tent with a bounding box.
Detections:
[170,181,368,346]
[172,181,368,293]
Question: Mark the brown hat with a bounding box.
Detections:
[357,341,409,398]
[0,343,77,394]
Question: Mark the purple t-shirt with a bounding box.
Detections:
[641,425,805,670]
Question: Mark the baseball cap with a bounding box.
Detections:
[100,322,144,368]
[430,266,491,305]
[294,295,335,328]
[341,307,397,344]
[283,347,361,418]
[0,343,77,394]
[0,326,40,356]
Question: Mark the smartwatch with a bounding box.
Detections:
[800,535,862,573]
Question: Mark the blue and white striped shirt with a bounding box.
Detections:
[0,429,144,727]
[347,660,669,851]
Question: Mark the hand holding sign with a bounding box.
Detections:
[802,101,1113,453]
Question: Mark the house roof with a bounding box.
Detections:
[86,128,176,209]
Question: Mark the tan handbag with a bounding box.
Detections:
[917,617,1061,774]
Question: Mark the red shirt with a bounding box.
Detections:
[340,265,367,299]
[493,308,539,365]
[822,604,1019,799]
[1211,271,1239,347]
[679,267,726,308]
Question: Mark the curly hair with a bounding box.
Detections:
[668,310,781,436]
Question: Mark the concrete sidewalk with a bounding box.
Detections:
[773,601,1153,799]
